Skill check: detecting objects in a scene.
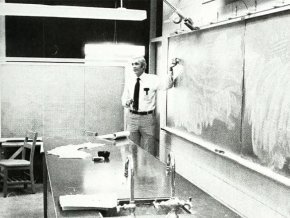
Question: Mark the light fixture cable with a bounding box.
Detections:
[114,0,118,43]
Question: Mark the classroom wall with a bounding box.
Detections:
[0,62,125,138]
[158,1,290,217]
[0,0,4,136]
[0,1,4,59]
[164,133,290,218]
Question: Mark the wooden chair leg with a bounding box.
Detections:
[3,168,8,198]
[30,172,36,194]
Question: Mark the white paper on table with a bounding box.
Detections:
[98,131,130,140]
[47,142,104,159]
[59,194,118,211]
[76,142,105,150]
[58,150,91,159]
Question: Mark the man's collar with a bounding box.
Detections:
[138,72,146,80]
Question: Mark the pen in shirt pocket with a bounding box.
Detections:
[144,88,149,95]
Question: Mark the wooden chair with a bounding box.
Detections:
[0,130,38,197]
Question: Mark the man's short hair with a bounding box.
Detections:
[132,56,147,70]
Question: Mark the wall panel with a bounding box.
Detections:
[84,66,124,135]
[1,63,125,137]
[1,64,45,136]
[42,65,85,137]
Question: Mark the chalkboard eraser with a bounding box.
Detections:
[92,156,105,162]
[214,149,225,154]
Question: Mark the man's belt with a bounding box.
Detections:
[130,110,154,115]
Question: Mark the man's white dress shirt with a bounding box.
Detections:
[122,72,173,112]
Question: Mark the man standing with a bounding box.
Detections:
[121,56,181,155]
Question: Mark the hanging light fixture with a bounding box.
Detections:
[84,43,145,63]
[0,1,147,21]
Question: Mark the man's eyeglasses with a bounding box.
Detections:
[132,62,141,66]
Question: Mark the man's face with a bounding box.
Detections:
[132,60,144,77]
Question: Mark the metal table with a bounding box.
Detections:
[43,136,240,218]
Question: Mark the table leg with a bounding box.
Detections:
[43,152,47,218]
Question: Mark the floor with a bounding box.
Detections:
[0,183,241,218]
[0,184,43,218]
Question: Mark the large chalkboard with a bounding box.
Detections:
[167,23,245,154]
[166,12,290,175]
[243,12,290,170]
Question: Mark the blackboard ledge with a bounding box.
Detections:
[162,126,290,188]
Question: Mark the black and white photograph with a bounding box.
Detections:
[0,0,290,217]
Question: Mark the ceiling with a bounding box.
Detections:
[5,0,152,58]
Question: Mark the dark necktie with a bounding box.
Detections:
[133,78,140,111]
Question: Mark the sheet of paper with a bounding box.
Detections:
[58,150,91,159]
[59,194,118,211]
[77,142,105,150]
[98,131,130,140]
[47,142,104,159]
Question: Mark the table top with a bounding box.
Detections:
[44,136,240,218]
[45,136,175,217]
[0,137,44,153]
[0,137,43,143]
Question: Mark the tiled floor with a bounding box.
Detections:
[0,184,43,218]
[175,175,241,218]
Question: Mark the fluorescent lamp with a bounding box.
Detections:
[85,43,145,63]
[0,3,147,21]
